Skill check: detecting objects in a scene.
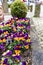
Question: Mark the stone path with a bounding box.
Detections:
[32,18,43,50]
[30,18,43,65]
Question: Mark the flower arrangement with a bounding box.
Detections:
[0,17,31,65]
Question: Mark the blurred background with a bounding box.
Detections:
[0,0,43,17]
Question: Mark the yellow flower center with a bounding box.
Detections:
[15,50,21,55]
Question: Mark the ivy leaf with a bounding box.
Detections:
[8,45,13,50]
[8,59,13,64]
[19,62,22,65]
[2,26,12,33]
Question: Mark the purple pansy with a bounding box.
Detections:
[22,61,26,65]
[24,33,28,39]
[0,45,5,52]
[27,25,30,30]
[23,41,28,45]
[14,46,21,50]
[4,35,8,39]
[3,30,7,32]
[12,54,21,61]
[3,58,8,64]
[2,22,4,25]
[14,44,22,50]
[13,33,17,37]
[0,30,3,35]
[17,23,23,27]
[6,22,9,24]
[10,34,13,39]
[6,50,12,56]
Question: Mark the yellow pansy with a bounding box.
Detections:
[2,38,6,42]
[18,37,25,41]
[8,36,10,38]
[14,37,19,41]
[4,25,7,27]
[21,37,25,41]
[25,20,28,22]
[16,46,21,48]
[1,58,4,65]
[0,39,2,43]
[24,45,29,49]
[13,28,16,32]
[12,19,14,22]
[17,26,23,29]
[6,31,9,34]
[18,37,21,40]
[6,24,11,26]
[16,59,20,63]
[26,39,31,42]
[15,50,21,55]
[4,32,6,35]
[0,25,3,28]
[12,54,16,56]
[4,31,8,35]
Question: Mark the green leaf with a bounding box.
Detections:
[8,59,13,64]
[8,45,13,50]
[19,62,22,65]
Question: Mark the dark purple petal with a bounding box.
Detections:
[24,33,28,39]
[6,50,12,56]
[13,33,18,37]
[4,35,8,39]
[17,44,22,46]
[14,44,22,50]
[22,61,26,65]
[17,23,23,26]
[3,30,8,32]
[15,55,21,60]
[29,42,32,44]
[3,58,8,64]
[10,34,13,39]
[19,31,22,34]
[7,64,10,65]
[0,45,5,51]
[0,30,3,34]
[12,55,21,60]
[20,34,24,37]
[23,42,28,45]
[27,26,30,30]
[1,22,4,26]
[6,22,9,24]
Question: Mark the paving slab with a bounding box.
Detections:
[31,17,43,65]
